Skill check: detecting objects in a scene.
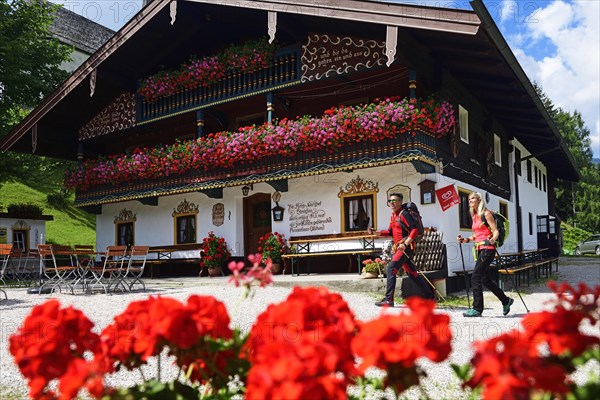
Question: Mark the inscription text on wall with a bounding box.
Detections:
[301,34,386,83]
[288,201,332,233]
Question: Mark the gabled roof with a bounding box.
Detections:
[0,0,579,181]
[49,6,115,54]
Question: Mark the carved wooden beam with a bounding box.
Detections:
[185,0,480,34]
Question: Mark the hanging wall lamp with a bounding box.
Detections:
[271,191,285,221]
[241,184,253,196]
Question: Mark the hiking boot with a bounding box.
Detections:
[503,298,514,316]
[375,299,394,307]
[463,309,482,317]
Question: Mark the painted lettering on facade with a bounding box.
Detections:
[78,93,136,140]
[288,200,333,233]
[301,34,386,83]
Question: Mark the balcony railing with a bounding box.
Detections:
[74,130,437,206]
[136,48,301,123]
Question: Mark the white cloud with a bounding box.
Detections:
[500,0,517,23]
[509,0,600,158]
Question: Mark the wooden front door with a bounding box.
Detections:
[537,215,559,257]
[244,193,272,257]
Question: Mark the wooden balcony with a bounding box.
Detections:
[136,48,301,123]
[74,130,438,207]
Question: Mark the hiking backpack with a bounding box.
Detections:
[398,202,425,241]
[480,210,510,247]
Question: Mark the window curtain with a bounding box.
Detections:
[178,217,196,243]
[350,198,372,230]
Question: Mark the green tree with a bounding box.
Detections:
[0,0,71,131]
[0,0,72,184]
[535,84,600,232]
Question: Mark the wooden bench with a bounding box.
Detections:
[282,229,447,277]
[495,249,559,289]
[146,243,203,278]
[282,233,380,276]
[497,262,537,288]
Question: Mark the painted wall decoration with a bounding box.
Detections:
[212,203,225,226]
[114,208,137,224]
[78,93,136,140]
[172,199,199,216]
[301,34,386,82]
[338,175,379,196]
[387,184,411,203]
[288,201,333,234]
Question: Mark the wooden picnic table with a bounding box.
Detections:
[495,248,556,288]
[283,234,380,276]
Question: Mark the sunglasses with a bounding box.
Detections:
[387,199,399,204]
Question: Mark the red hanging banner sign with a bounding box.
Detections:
[435,184,460,211]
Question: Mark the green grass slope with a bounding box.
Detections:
[562,223,592,254]
[0,180,95,246]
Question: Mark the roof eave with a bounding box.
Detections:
[0,0,173,154]
[470,0,580,182]
[186,0,480,34]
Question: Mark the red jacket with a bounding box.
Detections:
[379,208,418,244]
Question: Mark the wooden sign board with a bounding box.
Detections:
[301,34,386,83]
[212,203,224,226]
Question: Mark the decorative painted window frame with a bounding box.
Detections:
[114,208,136,246]
[172,199,199,244]
[338,176,379,233]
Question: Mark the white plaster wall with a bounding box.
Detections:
[97,190,241,258]
[0,217,47,249]
[94,153,552,272]
[511,140,550,251]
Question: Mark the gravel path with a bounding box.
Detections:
[1,257,598,399]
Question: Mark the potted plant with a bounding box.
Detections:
[200,231,231,277]
[257,232,287,274]
[361,258,386,279]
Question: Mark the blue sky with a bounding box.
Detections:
[50,0,599,158]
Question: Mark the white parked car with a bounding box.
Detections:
[574,234,600,256]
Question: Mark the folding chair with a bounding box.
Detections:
[0,244,13,300]
[87,246,128,294]
[72,245,96,292]
[38,244,79,294]
[22,248,41,285]
[8,247,26,285]
[123,246,149,292]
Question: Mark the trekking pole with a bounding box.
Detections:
[457,238,471,308]
[494,248,529,313]
[403,252,446,302]
[417,270,447,302]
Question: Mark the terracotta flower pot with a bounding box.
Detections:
[361,271,378,279]
[271,263,282,275]
[208,266,222,277]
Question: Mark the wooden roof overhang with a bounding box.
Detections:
[0,0,578,182]
[409,0,579,181]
